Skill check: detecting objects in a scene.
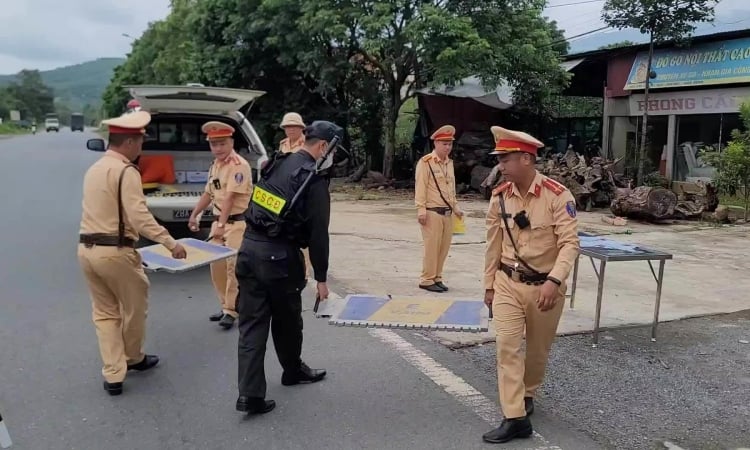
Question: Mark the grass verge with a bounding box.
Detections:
[0,123,28,135]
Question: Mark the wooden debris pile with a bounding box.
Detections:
[539,149,630,211]
[611,186,677,221]
[671,181,719,219]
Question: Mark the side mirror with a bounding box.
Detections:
[87,138,105,152]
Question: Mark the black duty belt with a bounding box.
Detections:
[426,207,452,216]
[79,233,136,248]
[214,213,245,224]
[499,263,548,286]
[245,231,291,245]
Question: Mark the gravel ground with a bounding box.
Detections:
[458,310,750,450]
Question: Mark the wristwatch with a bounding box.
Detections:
[546,276,561,286]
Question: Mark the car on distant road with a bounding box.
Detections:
[85,84,269,234]
[45,117,60,132]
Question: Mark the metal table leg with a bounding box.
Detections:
[592,259,607,348]
[569,256,580,309]
[651,260,666,342]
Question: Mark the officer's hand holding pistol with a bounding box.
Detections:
[484,289,494,307]
[316,282,329,301]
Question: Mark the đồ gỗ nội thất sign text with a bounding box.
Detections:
[624,36,750,90]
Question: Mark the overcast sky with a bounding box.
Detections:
[1,0,749,74]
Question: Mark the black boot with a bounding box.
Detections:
[281,362,326,386]
[236,396,276,414]
[127,355,159,372]
[525,397,534,416]
[103,381,123,396]
[482,417,533,444]
[419,284,444,293]
[219,314,236,330]
[434,282,449,291]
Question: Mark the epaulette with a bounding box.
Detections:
[420,153,434,162]
[492,181,512,196]
[542,177,567,196]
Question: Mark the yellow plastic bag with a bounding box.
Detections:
[452,214,466,235]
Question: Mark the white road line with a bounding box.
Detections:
[369,328,562,450]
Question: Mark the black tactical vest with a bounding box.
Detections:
[245,150,318,246]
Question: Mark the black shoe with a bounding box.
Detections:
[236,396,276,414]
[435,282,449,291]
[419,284,444,293]
[219,314,236,330]
[127,354,159,372]
[525,397,534,416]
[482,417,533,444]
[209,311,224,321]
[281,362,326,386]
[103,381,123,396]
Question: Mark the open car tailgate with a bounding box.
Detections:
[124,85,266,114]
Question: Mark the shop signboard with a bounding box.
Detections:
[628,87,750,116]
[624,36,750,90]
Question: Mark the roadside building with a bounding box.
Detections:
[564,29,750,183]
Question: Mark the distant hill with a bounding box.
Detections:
[0,57,125,110]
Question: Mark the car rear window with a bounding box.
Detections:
[143,115,248,152]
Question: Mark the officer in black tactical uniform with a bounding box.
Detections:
[234,120,343,415]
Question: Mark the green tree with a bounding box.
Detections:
[602,0,718,185]
[185,0,385,165]
[701,101,750,221]
[0,87,21,120]
[4,70,55,121]
[101,0,199,117]
[296,0,568,178]
[598,40,637,49]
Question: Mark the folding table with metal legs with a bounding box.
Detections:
[568,235,673,347]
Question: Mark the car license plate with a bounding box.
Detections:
[172,209,213,220]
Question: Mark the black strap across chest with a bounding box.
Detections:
[117,163,138,247]
[427,160,452,211]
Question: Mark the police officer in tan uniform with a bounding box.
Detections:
[481,126,580,444]
[78,111,187,396]
[278,112,306,154]
[278,112,312,279]
[414,124,463,292]
[189,121,253,330]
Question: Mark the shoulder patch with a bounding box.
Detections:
[542,178,566,196]
[492,181,512,196]
[234,172,245,184]
[565,200,577,218]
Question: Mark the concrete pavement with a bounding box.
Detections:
[324,194,750,347]
[0,132,601,449]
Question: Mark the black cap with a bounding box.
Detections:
[303,120,344,142]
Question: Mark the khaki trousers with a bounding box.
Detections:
[77,244,150,383]
[419,210,453,286]
[492,272,565,419]
[209,220,246,318]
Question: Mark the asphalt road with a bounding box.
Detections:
[0,129,602,450]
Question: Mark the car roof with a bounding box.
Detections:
[124,84,266,114]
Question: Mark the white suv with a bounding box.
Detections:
[86,84,269,233]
